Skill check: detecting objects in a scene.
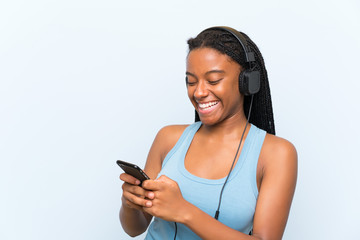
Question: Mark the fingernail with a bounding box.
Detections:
[146,201,152,207]
[135,180,140,185]
[147,192,154,199]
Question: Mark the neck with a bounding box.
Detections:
[200,112,249,140]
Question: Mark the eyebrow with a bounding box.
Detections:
[185,70,225,78]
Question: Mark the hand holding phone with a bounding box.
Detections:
[116,160,150,185]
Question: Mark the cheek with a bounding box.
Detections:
[214,83,233,98]
[231,77,239,91]
[222,83,242,105]
[227,78,241,97]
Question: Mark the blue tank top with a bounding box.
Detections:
[145,122,266,240]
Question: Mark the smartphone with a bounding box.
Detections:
[116,160,150,185]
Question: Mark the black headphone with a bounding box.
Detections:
[201,26,261,96]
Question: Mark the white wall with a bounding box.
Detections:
[1,0,359,239]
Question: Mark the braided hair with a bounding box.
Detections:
[187,27,276,135]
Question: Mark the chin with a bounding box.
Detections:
[198,116,219,126]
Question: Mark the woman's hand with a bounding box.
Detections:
[120,173,153,211]
[142,175,190,223]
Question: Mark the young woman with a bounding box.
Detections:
[119,26,297,240]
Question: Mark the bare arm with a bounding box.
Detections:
[252,135,298,240]
[119,125,187,237]
[119,173,153,237]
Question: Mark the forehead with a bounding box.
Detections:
[186,48,240,72]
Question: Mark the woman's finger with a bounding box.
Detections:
[120,173,141,185]
[121,196,144,211]
[122,182,146,197]
[122,188,152,208]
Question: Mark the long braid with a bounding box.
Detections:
[242,32,275,135]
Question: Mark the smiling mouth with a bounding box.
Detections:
[198,101,219,110]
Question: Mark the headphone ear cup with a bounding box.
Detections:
[238,70,261,96]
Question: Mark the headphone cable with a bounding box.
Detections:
[214,95,254,220]
[173,222,177,240]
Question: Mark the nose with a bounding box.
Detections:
[194,80,209,99]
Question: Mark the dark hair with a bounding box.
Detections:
[187,27,276,135]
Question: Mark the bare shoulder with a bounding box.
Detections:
[144,124,189,179]
[261,134,297,165]
[156,124,189,140]
[155,124,189,159]
[258,134,298,180]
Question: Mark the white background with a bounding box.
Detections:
[1,0,359,239]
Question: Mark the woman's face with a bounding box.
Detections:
[186,47,244,126]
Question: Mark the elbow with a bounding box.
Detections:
[120,222,147,238]
[119,210,148,238]
[125,230,143,238]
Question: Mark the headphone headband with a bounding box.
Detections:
[201,26,255,63]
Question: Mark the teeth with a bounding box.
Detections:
[199,101,218,109]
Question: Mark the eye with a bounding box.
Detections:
[208,79,222,85]
[185,76,197,86]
